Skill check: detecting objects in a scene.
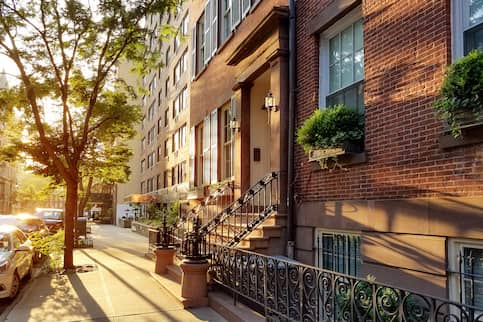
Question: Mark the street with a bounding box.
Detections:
[2,224,226,322]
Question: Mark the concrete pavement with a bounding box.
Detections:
[3,224,227,322]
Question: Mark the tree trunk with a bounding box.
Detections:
[64,180,78,269]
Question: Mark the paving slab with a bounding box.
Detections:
[3,224,226,322]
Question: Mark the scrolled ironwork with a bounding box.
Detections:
[210,245,483,322]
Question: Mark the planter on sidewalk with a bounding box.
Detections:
[154,247,176,274]
[180,259,210,308]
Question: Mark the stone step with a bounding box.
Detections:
[167,264,182,284]
[208,291,264,322]
[151,267,209,309]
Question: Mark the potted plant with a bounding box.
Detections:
[434,50,483,138]
[296,104,365,164]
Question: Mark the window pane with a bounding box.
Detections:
[341,54,353,87]
[354,20,363,51]
[465,24,483,53]
[470,0,483,26]
[344,86,357,109]
[463,247,483,307]
[341,26,353,58]
[354,49,364,81]
[329,63,340,92]
[329,35,340,64]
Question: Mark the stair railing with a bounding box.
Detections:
[198,172,279,253]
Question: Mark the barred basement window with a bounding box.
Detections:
[315,230,362,277]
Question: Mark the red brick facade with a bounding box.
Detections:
[295,0,483,202]
[294,0,483,297]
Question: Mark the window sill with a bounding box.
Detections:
[438,122,483,149]
[309,150,367,171]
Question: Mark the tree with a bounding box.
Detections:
[0,0,175,269]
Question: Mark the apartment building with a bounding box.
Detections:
[294,0,483,306]
[0,72,15,214]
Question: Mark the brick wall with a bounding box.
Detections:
[295,0,483,202]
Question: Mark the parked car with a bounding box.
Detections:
[0,215,49,235]
[34,208,64,232]
[0,215,49,263]
[0,225,34,299]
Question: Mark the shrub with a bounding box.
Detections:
[434,50,483,137]
[296,105,365,153]
[29,229,65,272]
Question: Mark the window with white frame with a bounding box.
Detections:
[222,102,234,179]
[452,0,483,60]
[315,229,362,277]
[148,103,155,121]
[319,8,364,113]
[449,240,483,309]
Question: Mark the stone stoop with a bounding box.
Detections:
[236,213,287,255]
[150,264,209,308]
[208,291,265,322]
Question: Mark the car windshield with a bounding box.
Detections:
[0,234,9,252]
[42,212,62,220]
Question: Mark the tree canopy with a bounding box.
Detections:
[0,0,177,268]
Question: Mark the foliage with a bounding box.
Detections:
[143,201,179,226]
[0,0,177,268]
[296,105,365,153]
[29,229,65,272]
[434,50,483,137]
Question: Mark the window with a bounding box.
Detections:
[222,103,234,179]
[164,139,169,157]
[221,0,232,42]
[173,87,187,119]
[147,127,155,145]
[141,159,145,173]
[449,240,483,309]
[201,110,218,185]
[147,153,153,168]
[156,175,161,190]
[319,8,364,112]
[315,230,361,277]
[164,109,169,127]
[196,13,205,73]
[173,130,179,152]
[141,137,146,151]
[453,0,483,59]
[165,78,170,97]
[157,145,162,162]
[179,124,187,148]
[165,46,171,65]
[147,177,154,192]
[140,181,145,193]
[157,117,162,134]
[179,161,187,183]
[148,103,155,121]
[164,170,170,187]
[172,164,179,185]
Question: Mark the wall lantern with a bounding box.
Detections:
[263,91,278,124]
[229,117,240,132]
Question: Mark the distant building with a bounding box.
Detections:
[0,71,16,214]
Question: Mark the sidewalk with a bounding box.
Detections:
[3,224,226,322]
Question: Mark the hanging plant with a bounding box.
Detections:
[296,104,365,154]
[434,50,483,138]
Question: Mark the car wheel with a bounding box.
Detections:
[8,272,20,299]
[25,262,33,280]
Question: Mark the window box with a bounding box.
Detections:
[308,144,366,171]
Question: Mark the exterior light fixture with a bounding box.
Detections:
[263,91,278,124]
[229,117,240,132]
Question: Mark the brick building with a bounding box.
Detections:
[294,0,483,305]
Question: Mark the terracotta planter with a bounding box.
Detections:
[180,259,210,308]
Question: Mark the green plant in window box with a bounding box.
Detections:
[296,105,364,165]
[434,50,483,138]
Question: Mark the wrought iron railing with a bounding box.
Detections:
[174,181,234,251]
[211,245,483,322]
[198,172,279,251]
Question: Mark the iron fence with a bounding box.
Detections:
[211,245,483,322]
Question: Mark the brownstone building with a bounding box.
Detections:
[294,0,483,305]
[188,0,290,253]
